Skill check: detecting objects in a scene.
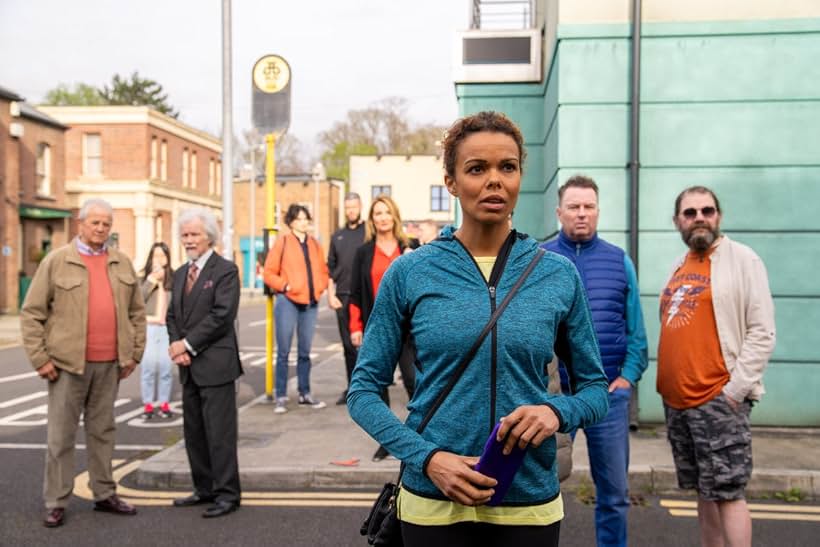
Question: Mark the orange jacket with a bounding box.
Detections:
[263,232,329,305]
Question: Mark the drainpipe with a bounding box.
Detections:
[628,0,642,272]
[628,0,643,431]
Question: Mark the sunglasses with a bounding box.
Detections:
[681,206,717,219]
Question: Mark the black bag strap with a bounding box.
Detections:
[415,248,545,435]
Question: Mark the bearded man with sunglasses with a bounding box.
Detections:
[658,186,776,547]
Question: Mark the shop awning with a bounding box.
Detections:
[19,204,73,220]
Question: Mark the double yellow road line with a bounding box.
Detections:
[73,459,379,508]
[661,499,820,522]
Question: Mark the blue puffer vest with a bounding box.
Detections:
[543,231,627,388]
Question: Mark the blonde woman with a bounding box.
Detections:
[349,195,419,461]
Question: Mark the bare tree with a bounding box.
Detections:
[238,129,309,178]
[317,97,445,180]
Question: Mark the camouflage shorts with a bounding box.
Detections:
[664,393,753,501]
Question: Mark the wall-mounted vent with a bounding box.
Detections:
[453,28,542,83]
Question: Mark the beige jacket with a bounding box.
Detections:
[21,239,146,374]
[663,235,776,402]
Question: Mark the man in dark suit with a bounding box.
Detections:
[167,208,243,518]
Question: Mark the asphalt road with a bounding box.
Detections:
[1,303,818,546]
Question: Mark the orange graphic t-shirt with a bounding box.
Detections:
[657,249,729,409]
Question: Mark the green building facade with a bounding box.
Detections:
[455,1,820,426]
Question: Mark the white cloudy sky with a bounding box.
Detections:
[0,0,468,151]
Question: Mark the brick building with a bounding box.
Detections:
[1,86,69,313]
[232,174,343,288]
[38,105,223,269]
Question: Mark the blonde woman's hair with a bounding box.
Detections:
[365,194,409,246]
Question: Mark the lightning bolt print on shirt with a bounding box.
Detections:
[657,249,729,409]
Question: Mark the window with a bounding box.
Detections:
[84,133,102,176]
[216,161,222,196]
[160,140,168,181]
[191,151,197,189]
[150,137,158,179]
[182,148,189,188]
[431,185,450,212]
[208,158,215,194]
[371,185,391,199]
[36,143,51,196]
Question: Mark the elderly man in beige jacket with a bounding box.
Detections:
[657,186,776,547]
[21,198,146,528]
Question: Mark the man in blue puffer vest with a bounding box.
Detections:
[542,175,648,547]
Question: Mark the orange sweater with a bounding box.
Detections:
[80,254,118,362]
[264,232,329,305]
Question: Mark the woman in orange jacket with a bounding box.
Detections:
[264,204,329,413]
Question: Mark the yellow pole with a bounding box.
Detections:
[265,133,277,400]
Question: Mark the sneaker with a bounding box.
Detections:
[298,394,326,409]
[157,403,174,419]
[372,446,389,462]
[141,404,154,420]
[274,398,288,414]
[335,390,348,406]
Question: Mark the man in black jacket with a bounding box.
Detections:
[167,208,242,518]
[326,192,365,405]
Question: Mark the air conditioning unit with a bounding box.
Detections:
[453,28,543,84]
[9,101,21,117]
[9,122,24,138]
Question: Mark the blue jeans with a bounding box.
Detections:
[140,324,174,404]
[584,386,631,547]
[274,295,318,398]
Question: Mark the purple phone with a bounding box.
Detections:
[474,421,528,506]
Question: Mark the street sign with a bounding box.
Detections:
[251,54,291,136]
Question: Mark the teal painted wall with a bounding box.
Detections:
[456,18,820,426]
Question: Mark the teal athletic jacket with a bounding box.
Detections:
[347,227,608,506]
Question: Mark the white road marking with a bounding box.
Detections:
[0,391,47,408]
[0,371,39,384]
[247,319,267,327]
[248,353,319,367]
[0,403,49,426]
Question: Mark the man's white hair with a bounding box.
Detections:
[178,208,220,245]
[78,198,114,220]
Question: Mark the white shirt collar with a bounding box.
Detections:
[191,248,214,271]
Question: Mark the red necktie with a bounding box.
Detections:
[185,263,199,295]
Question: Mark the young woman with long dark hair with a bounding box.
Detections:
[140,242,175,419]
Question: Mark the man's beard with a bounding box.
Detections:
[682,224,720,252]
[185,249,201,261]
[347,216,360,227]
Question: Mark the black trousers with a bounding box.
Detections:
[401,520,560,547]
[334,294,358,385]
[182,380,241,503]
[381,336,416,406]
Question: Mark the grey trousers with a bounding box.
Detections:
[44,361,120,508]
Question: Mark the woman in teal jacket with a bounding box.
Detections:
[347,111,608,546]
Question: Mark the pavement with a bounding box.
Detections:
[2,309,818,500]
[0,312,22,349]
